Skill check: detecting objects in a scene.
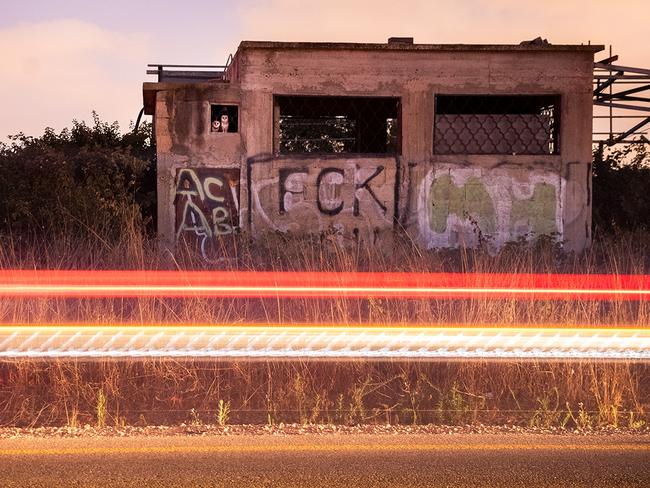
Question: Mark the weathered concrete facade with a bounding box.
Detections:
[143,40,602,257]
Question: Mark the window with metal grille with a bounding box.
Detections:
[275,96,400,155]
[433,95,560,155]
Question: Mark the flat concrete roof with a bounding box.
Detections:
[238,40,604,53]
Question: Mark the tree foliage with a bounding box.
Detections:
[592,143,650,234]
[0,114,155,238]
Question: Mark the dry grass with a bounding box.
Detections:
[0,219,649,428]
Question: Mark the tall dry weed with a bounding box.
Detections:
[0,220,649,427]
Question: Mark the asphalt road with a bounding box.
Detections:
[0,433,648,487]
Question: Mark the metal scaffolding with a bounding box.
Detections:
[594,49,650,146]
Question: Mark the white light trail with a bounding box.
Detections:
[0,326,648,360]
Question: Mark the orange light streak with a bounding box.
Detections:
[1,270,649,300]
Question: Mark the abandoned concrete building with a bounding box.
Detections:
[142,38,603,259]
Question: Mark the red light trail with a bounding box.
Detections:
[2,270,649,359]
[1,270,649,300]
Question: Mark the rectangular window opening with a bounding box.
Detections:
[276,96,400,155]
[433,95,560,155]
[211,104,239,133]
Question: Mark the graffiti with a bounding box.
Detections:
[316,168,345,215]
[172,160,562,252]
[510,183,558,236]
[279,168,308,214]
[174,168,240,260]
[251,158,394,239]
[418,165,562,249]
[428,175,496,234]
[354,166,386,216]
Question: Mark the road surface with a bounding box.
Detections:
[0,433,648,487]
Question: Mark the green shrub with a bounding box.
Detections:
[0,113,155,239]
[592,143,650,233]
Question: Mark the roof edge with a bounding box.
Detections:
[237,40,604,53]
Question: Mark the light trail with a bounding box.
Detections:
[3,271,649,360]
[2,442,648,457]
[0,325,648,360]
[1,270,650,300]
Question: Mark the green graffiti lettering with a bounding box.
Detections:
[428,175,496,234]
[510,183,557,236]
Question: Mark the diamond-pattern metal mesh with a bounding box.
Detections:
[276,96,400,154]
[434,95,560,155]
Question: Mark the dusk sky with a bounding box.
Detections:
[1,0,648,141]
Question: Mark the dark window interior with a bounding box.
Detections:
[434,95,560,155]
[211,105,238,133]
[276,96,400,154]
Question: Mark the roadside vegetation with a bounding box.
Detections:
[0,118,648,430]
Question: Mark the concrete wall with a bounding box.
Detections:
[249,156,396,244]
[153,83,242,256]
[146,43,598,256]
[413,159,563,248]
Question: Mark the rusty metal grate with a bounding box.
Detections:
[276,96,400,154]
[434,95,560,155]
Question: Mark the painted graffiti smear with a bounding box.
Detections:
[251,158,395,242]
[418,164,563,249]
[174,168,240,260]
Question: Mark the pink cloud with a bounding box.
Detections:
[0,19,151,139]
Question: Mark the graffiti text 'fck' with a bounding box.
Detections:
[279,165,387,216]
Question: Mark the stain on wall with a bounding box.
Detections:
[174,168,240,260]
[417,164,563,249]
[250,158,395,242]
